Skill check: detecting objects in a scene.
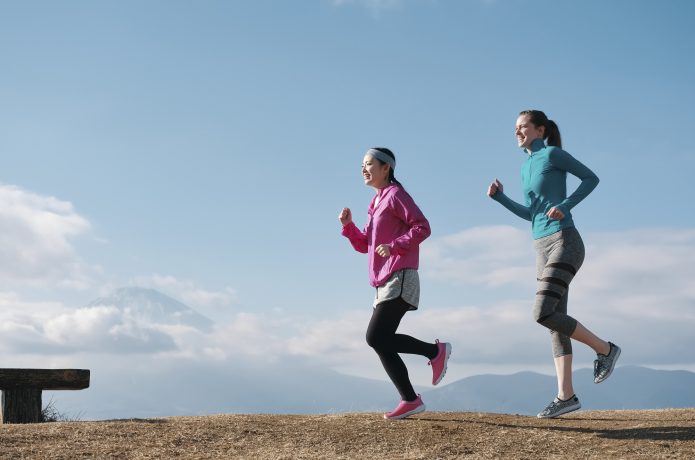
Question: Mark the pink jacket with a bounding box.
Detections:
[342,184,431,287]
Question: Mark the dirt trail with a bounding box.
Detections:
[1,409,694,459]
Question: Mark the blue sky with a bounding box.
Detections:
[1,0,694,416]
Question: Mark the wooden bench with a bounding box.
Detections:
[0,369,90,424]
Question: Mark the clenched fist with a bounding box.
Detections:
[339,208,353,226]
[487,179,503,197]
[546,207,565,220]
[375,244,391,258]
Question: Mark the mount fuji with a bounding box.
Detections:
[87,287,214,332]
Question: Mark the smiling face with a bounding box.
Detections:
[362,154,391,188]
[515,114,545,150]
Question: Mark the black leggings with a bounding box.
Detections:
[366,297,438,402]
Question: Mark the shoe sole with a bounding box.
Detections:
[384,403,426,420]
[432,343,452,386]
[594,345,621,384]
[537,402,581,419]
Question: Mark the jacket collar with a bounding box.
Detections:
[525,138,546,155]
[369,183,399,213]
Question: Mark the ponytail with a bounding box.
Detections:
[545,119,562,148]
[519,110,562,149]
[387,168,402,187]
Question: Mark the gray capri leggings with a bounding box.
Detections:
[533,227,585,357]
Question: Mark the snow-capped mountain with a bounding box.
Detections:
[88,287,214,332]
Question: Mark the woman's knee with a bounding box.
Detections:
[367,303,403,350]
[365,329,380,349]
[533,303,551,325]
[365,324,391,350]
[366,333,391,353]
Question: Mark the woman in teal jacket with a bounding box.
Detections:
[488,110,621,418]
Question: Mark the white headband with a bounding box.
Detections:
[365,148,396,169]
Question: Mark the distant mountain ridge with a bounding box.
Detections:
[424,366,695,415]
[49,363,695,420]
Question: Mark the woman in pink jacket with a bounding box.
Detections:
[339,147,452,420]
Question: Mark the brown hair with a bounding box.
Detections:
[519,110,562,148]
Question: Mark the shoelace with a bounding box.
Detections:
[594,358,602,375]
[542,400,561,414]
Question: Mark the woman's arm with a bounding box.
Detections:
[549,149,599,216]
[488,179,532,221]
[387,191,431,256]
[339,208,368,253]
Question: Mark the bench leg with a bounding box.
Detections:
[1,389,42,424]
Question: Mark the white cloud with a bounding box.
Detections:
[0,296,178,355]
[577,229,695,295]
[131,274,237,313]
[287,310,369,359]
[0,284,282,361]
[422,225,535,287]
[0,291,71,354]
[0,184,94,289]
[1,213,693,388]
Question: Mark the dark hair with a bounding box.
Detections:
[371,147,402,187]
[519,110,562,148]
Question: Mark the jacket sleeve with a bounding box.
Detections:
[549,148,600,215]
[341,221,368,254]
[388,191,431,256]
[491,190,532,222]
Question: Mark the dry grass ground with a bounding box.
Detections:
[1,409,694,459]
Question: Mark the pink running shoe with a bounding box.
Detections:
[429,339,452,386]
[383,394,426,420]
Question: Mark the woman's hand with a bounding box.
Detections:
[339,208,353,226]
[375,244,391,258]
[487,179,503,197]
[546,207,565,220]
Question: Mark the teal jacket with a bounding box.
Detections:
[492,139,599,239]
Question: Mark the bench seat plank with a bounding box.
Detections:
[0,369,90,390]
